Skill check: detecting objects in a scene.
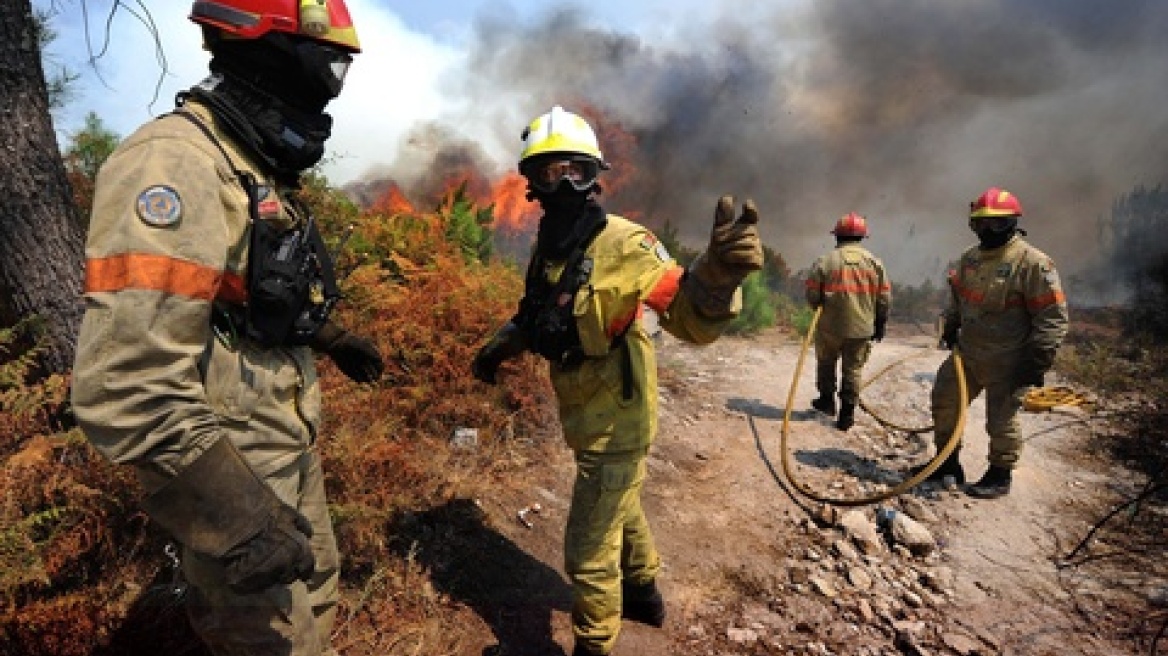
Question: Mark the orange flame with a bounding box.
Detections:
[489,173,540,234]
[371,182,414,216]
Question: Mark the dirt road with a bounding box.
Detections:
[480,326,1134,656]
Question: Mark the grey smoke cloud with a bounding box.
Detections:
[362,1,1168,297]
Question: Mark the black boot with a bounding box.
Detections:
[621,579,666,628]
[811,396,836,415]
[967,465,1012,498]
[910,451,965,485]
[835,404,855,430]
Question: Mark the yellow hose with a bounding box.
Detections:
[778,306,968,507]
[1022,385,1090,412]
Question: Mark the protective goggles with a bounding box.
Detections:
[523,156,601,193]
[296,40,353,98]
[969,216,1018,233]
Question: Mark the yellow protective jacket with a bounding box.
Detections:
[943,235,1069,382]
[71,100,321,487]
[805,243,891,339]
[545,216,736,454]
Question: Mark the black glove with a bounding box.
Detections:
[1015,368,1045,389]
[1014,348,1050,389]
[872,317,887,342]
[940,322,959,350]
[472,322,528,385]
[224,505,315,594]
[313,321,384,383]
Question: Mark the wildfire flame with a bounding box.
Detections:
[370,182,414,216]
[488,173,540,234]
[360,104,640,238]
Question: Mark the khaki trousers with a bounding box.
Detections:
[183,449,340,656]
[814,331,873,406]
[931,355,1025,469]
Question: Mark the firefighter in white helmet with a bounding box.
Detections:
[71,2,382,654]
[919,187,1069,498]
[805,212,892,430]
[472,105,764,656]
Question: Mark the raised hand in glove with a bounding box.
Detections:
[684,195,765,317]
[312,321,384,383]
[706,195,764,282]
[472,322,529,385]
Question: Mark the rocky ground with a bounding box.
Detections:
[469,324,1156,656]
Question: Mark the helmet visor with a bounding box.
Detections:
[523,156,600,193]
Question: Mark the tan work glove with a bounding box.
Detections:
[683,195,764,317]
[141,438,315,594]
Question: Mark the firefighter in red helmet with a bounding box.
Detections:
[805,212,892,430]
[71,2,382,654]
[918,187,1069,498]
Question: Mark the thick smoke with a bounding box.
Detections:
[358,1,1168,298]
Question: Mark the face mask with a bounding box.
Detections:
[970,216,1018,250]
[535,186,603,259]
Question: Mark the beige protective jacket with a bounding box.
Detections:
[547,216,737,454]
[71,100,321,488]
[943,235,1069,381]
[805,243,891,339]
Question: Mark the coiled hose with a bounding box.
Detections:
[778,306,968,507]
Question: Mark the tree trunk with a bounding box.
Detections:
[0,0,86,375]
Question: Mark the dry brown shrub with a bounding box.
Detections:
[0,191,559,653]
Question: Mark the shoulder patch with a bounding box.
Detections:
[638,234,657,251]
[654,240,672,262]
[136,185,182,227]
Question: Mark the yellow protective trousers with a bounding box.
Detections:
[565,449,660,655]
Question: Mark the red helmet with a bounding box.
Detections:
[831,212,869,237]
[190,0,361,53]
[970,187,1022,218]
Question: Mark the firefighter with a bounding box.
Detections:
[70,2,383,654]
[471,106,764,656]
[922,187,1069,498]
[804,212,892,430]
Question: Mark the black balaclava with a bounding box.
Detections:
[974,217,1021,250]
[532,181,606,260]
[835,236,863,247]
[184,29,342,177]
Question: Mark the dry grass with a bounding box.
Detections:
[0,192,561,655]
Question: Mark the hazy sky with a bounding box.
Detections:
[37,1,1168,294]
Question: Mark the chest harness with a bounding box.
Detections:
[175,110,340,349]
[516,218,637,400]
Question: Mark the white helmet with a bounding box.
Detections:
[519,106,609,167]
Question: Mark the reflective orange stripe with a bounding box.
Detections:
[85,253,246,304]
[606,266,683,339]
[1028,290,1065,310]
[645,266,683,313]
[608,305,643,339]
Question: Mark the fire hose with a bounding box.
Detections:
[778,306,968,507]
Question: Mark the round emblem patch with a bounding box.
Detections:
[136,185,182,227]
